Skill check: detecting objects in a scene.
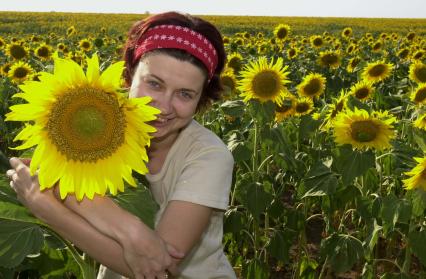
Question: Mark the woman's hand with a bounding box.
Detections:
[6,157,57,219]
[119,219,182,278]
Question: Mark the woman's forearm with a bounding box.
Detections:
[62,194,152,245]
[36,197,134,277]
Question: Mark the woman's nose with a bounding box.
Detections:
[152,94,173,114]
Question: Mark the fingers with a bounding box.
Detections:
[9,157,31,178]
[18,158,31,166]
[165,243,185,259]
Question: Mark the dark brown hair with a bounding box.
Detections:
[123,11,226,111]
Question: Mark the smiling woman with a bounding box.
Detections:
[6,11,236,279]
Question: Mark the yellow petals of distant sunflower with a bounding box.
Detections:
[275,94,296,122]
[318,50,341,69]
[403,156,426,191]
[333,108,396,151]
[238,56,291,105]
[5,54,159,201]
[361,60,394,84]
[294,97,314,116]
[296,73,326,99]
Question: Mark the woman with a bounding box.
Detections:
[6,11,236,279]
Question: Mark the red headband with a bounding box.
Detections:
[134,24,218,81]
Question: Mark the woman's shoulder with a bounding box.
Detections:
[180,120,232,158]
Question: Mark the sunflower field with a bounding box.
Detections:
[1,11,426,279]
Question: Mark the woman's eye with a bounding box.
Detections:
[179,91,193,99]
[147,80,160,88]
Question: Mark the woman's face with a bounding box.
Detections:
[129,53,206,144]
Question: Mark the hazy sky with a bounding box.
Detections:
[1,0,425,18]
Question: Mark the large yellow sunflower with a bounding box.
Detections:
[414,114,426,130]
[8,61,33,84]
[403,156,426,191]
[238,56,291,105]
[296,73,326,99]
[409,61,426,84]
[410,83,426,105]
[5,54,159,200]
[349,80,375,101]
[333,108,396,150]
[361,60,394,84]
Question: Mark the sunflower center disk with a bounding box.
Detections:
[296,103,309,113]
[47,86,126,163]
[304,79,321,96]
[415,88,426,103]
[415,68,426,83]
[356,88,370,99]
[14,67,29,78]
[252,71,280,98]
[351,121,378,142]
[369,65,386,77]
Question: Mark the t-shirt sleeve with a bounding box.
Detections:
[170,147,234,210]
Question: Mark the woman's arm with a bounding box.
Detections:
[6,159,133,277]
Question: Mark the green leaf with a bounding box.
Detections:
[301,162,338,198]
[266,229,295,262]
[0,219,44,268]
[299,115,321,139]
[299,256,318,279]
[364,219,382,255]
[244,258,270,279]
[408,230,426,267]
[410,189,426,217]
[320,233,364,274]
[245,183,273,222]
[112,182,159,229]
[332,145,375,186]
[220,100,245,117]
[224,208,245,234]
[412,128,426,152]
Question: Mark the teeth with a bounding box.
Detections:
[157,118,167,123]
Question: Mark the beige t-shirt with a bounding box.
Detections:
[98,120,236,279]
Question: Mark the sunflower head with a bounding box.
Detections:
[294,97,314,116]
[347,56,362,73]
[333,108,396,151]
[414,114,426,130]
[406,31,416,41]
[227,52,244,73]
[409,61,426,84]
[342,27,353,39]
[220,68,238,99]
[410,84,426,105]
[274,24,291,40]
[0,37,5,49]
[318,50,341,69]
[412,50,424,61]
[349,81,375,101]
[79,39,92,52]
[275,94,296,122]
[35,44,52,60]
[361,60,394,84]
[310,35,325,48]
[403,156,426,191]
[8,61,33,84]
[6,42,28,60]
[398,48,410,60]
[5,54,159,200]
[67,26,76,37]
[372,40,383,52]
[238,57,291,105]
[1,62,12,76]
[287,48,298,59]
[296,73,326,99]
